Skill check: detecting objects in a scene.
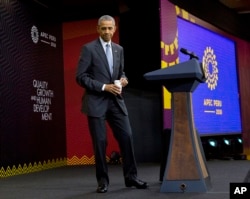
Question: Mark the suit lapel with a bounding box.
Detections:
[111,44,117,76]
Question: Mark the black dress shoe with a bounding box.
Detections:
[125,177,149,189]
[96,183,108,193]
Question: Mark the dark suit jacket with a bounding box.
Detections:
[76,38,128,117]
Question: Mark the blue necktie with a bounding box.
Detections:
[106,44,113,75]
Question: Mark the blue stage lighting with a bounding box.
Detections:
[223,138,231,146]
[208,139,217,147]
[237,138,242,144]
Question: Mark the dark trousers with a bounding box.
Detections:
[87,99,137,185]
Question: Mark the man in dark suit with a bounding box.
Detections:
[76,15,148,193]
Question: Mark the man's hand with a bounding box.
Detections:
[104,84,121,95]
[120,78,128,87]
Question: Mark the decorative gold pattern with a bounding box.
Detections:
[202,47,218,90]
[0,158,67,178]
[161,6,196,110]
[0,155,113,178]
[67,155,110,165]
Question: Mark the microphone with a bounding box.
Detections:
[180,48,199,60]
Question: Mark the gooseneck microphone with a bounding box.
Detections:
[180,48,199,60]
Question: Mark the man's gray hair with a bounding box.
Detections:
[98,15,115,26]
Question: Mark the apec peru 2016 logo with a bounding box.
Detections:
[230,183,250,199]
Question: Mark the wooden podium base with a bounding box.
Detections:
[160,92,211,193]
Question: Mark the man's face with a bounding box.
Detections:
[97,20,116,42]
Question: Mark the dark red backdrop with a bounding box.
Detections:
[63,19,120,165]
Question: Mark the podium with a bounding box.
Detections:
[144,59,211,192]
